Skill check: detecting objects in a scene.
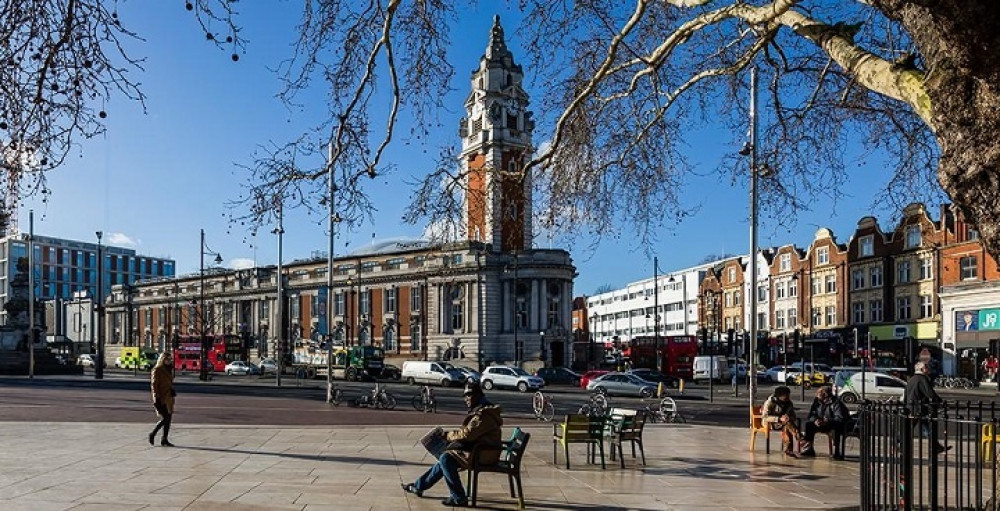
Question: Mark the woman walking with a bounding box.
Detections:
[148,352,175,447]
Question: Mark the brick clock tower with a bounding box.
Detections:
[460,15,535,253]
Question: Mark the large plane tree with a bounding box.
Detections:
[3,1,998,255]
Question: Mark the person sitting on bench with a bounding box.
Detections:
[801,386,849,459]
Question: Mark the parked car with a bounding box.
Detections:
[763,365,801,384]
[587,372,657,398]
[693,355,731,382]
[627,368,677,388]
[834,371,907,404]
[534,367,581,386]
[381,364,402,381]
[789,362,836,380]
[451,365,481,384]
[76,354,106,368]
[579,370,610,389]
[401,361,466,386]
[480,366,545,392]
[258,358,279,375]
[224,360,259,376]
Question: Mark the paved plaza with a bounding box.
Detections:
[0,419,860,510]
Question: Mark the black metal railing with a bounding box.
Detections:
[860,400,1000,510]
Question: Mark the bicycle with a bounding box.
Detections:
[532,390,555,422]
[356,382,397,409]
[327,382,344,406]
[578,393,609,417]
[411,385,437,413]
[646,396,685,423]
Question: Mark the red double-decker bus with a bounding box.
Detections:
[627,335,698,380]
[173,335,230,373]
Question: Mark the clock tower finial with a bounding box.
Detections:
[459,18,534,253]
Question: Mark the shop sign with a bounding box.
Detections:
[956,309,1000,332]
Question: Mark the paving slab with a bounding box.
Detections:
[0,421,859,510]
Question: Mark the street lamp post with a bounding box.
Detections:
[96,231,105,380]
[274,203,285,386]
[653,256,662,373]
[746,67,760,406]
[199,229,223,382]
[325,140,342,403]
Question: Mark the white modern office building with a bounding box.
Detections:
[586,258,741,348]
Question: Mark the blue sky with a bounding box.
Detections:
[18,3,938,296]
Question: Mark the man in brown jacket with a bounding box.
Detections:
[402,382,503,507]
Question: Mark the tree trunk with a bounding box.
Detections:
[888,1,1000,256]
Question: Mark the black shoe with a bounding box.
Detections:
[832,453,845,461]
[161,440,175,447]
[401,483,423,498]
[800,449,816,457]
[148,433,155,446]
[441,496,468,507]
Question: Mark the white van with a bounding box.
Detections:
[693,355,730,382]
[401,361,466,387]
[834,371,907,404]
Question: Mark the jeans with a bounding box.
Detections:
[151,402,172,442]
[415,453,466,501]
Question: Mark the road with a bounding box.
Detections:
[1,370,995,428]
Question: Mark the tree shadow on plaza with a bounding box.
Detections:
[181,445,424,467]
[637,456,832,483]
[467,498,664,511]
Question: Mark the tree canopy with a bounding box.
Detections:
[2,1,998,257]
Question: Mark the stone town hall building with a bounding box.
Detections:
[103,18,576,370]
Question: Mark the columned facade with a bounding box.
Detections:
[102,18,575,372]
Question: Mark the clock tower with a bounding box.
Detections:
[460,15,534,253]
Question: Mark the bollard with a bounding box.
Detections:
[678,379,685,394]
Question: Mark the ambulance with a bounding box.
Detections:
[115,347,159,370]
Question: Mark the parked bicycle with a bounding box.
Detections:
[356,382,397,409]
[327,382,344,406]
[645,397,685,423]
[578,393,609,417]
[411,385,437,413]
[934,375,975,389]
[532,390,555,422]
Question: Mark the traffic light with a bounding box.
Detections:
[700,327,708,343]
[727,329,734,344]
[793,329,801,352]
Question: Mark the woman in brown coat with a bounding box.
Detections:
[149,352,175,447]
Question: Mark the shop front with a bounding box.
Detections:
[868,323,939,374]
[948,308,1000,382]
[940,281,1000,378]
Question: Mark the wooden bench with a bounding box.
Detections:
[553,414,606,469]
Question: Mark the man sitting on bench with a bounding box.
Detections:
[801,386,849,460]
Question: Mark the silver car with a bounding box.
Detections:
[587,372,657,398]
[480,366,545,392]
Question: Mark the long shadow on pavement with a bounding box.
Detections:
[181,445,424,467]
[464,498,664,511]
[637,456,832,483]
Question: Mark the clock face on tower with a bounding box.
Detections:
[504,97,520,112]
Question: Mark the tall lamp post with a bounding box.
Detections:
[199,229,223,382]
[96,231,105,380]
[652,257,663,372]
[746,67,760,405]
[324,140,342,403]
